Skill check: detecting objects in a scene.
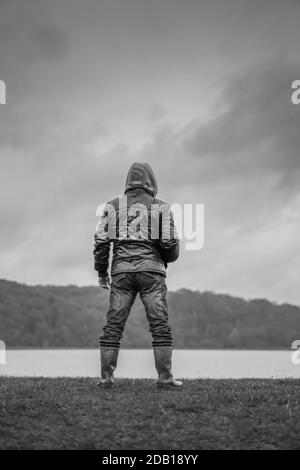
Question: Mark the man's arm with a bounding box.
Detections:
[93,204,111,288]
[159,203,180,264]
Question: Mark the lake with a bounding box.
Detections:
[0,349,299,378]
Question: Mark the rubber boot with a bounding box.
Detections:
[153,346,183,388]
[97,347,119,387]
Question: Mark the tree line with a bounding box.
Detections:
[0,279,299,349]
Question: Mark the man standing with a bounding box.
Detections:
[94,162,182,388]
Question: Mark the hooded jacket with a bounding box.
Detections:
[94,162,180,277]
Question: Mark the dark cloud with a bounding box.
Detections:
[30,24,66,60]
[1,0,300,303]
[1,57,300,304]
[185,61,300,190]
[0,2,67,68]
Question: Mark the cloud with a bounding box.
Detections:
[2,57,300,305]
[186,61,300,185]
[1,1,300,304]
[0,1,67,62]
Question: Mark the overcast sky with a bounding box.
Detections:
[1,0,300,304]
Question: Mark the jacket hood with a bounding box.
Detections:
[125,162,158,196]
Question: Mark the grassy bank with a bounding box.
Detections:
[0,377,299,449]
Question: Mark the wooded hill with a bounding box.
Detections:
[0,279,298,349]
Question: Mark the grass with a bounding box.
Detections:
[0,377,300,449]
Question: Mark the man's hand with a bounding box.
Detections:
[98,274,111,290]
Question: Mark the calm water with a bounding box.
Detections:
[0,349,299,378]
